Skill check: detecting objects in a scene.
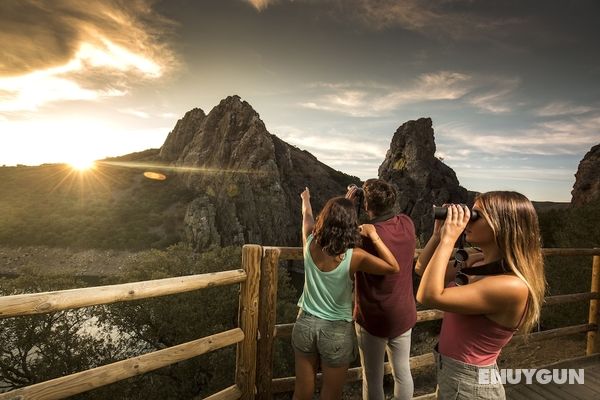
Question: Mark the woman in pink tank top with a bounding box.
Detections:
[415,191,546,399]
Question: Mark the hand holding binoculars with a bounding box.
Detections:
[433,205,480,221]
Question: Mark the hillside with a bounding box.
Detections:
[0,161,193,250]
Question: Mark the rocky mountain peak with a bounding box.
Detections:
[571,143,600,206]
[379,117,469,243]
[159,96,359,251]
[159,107,206,161]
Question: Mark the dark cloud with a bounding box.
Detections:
[0,0,176,76]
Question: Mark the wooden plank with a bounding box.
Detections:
[545,292,599,306]
[271,353,435,393]
[268,247,302,260]
[587,255,600,355]
[510,324,595,346]
[506,385,539,400]
[550,382,598,400]
[542,248,600,256]
[271,246,600,261]
[0,269,246,318]
[508,384,550,400]
[578,370,600,393]
[236,245,262,400]
[0,328,244,400]
[204,384,242,400]
[274,323,293,338]
[255,247,281,400]
[522,383,566,400]
[416,309,443,322]
[412,392,436,400]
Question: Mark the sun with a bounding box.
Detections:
[68,158,96,171]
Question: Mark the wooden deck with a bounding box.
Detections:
[506,354,600,400]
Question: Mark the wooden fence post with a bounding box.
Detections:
[236,245,262,399]
[255,247,281,400]
[587,254,600,355]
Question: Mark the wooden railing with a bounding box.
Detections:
[255,247,600,399]
[0,246,598,399]
[0,244,263,400]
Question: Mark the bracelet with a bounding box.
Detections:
[372,236,381,242]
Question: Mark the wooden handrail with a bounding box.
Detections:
[270,324,598,394]
[259,248,600,398]
[0,250,257,400]
[0,269,246,318]
[272,291,600,339]
[0,328,244,400]
[1,247,598,400]
[269,247,600,262]
[587,255,600,355]
[204,384,243,400]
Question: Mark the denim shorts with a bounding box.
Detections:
[433,346,505,399]
[291,310,357,367]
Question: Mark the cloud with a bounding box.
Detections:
[119,108,150,119]
[436,113,600,159]
[301,72,523,116]
[464,77,521,113]
[534,101,594,117]
[244,0,524,39]
[244,0,278,11]
[301,72,473,116]
[273,124,389,178]
[0,0,176,112]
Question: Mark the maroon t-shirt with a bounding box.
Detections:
[354,214,417,338]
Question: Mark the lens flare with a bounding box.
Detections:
[143,171,167,180]
[68,159,95,171]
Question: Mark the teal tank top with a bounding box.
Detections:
[297,234,354,322]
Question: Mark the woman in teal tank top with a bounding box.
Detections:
[292,187,401,400]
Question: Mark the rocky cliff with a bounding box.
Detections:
[378,118,470,243]
[160,96,359,251]
[571,143,600,207]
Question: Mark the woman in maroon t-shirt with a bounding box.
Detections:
[347,179,417,400]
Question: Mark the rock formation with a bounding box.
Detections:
[160,96,359,251]
[159,108,206,161]
[571,144,600,207]
[378,118,470,243]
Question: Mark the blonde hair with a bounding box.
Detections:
[476,191,546,335]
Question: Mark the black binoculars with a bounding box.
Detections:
[347,184,364,215]
[433,206,480,221]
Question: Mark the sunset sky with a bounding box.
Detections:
[1,0,599,201]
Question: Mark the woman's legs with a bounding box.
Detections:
[293,351,318,400]
[355,324,387,400]
[387,329,414,400]
[320,362,350,400]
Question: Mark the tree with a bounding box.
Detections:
[0,245,299,398]
[0,270,121,393]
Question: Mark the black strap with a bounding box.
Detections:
[462,259,511,275]
[454,233,510,276]
[367,210,396,224]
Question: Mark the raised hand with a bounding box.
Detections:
[300,187,310,203]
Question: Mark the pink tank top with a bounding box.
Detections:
[438,312,515,365]
[438,284,524,366]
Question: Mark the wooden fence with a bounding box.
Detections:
[0,244,262,400]
[256,247,600,399]
[0,246,598,399]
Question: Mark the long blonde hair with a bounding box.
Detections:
[476,191,546,335]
